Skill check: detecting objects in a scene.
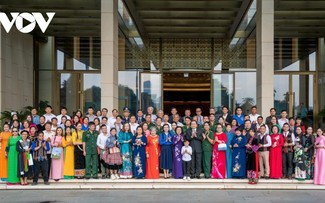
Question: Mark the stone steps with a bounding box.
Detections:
[2,179,325,190]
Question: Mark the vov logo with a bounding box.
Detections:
[0,12,55,33]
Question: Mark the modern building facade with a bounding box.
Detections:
[0,0,324,128]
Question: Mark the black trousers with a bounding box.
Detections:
[33,160,49,183]
[46,154,52,177]
[282,152,293,177]
[190,151,202,177]
[183,160,191,177]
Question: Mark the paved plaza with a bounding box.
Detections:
[0,189,324,203]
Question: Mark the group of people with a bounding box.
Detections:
[0,105,325,186]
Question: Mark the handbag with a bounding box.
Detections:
[51,147,62,159]
[218,143,227,151]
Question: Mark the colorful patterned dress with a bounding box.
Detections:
[231,134,247,178]
[172,134,184,179]
[118,131,133,178]
[146,135,160,179]
[132,135,147,178]
[211,132,227,179]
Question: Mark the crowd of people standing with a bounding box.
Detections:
[0,104,325,186]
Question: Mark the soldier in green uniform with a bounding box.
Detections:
[202,122,215,178]
[182,116,191,134]
[82,122,99,179]
[209,114,217,133]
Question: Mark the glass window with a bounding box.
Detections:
[60,73,79,115]
[55,37,101,70]
[83,74,101,112]
[141,73,162,113]
[235,72,256,115]
[274,75,289,117]
[292,75,313,126]
[212,74,234,115]
[118,71,139,115]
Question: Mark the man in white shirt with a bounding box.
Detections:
[258,125,271,179]
[86,107,97,122]
[173,114,184,127]
[145,106,157,123]
[56,107,71,125]
[129,115,139,135]
[282,123,295,179]
[108,109,118,128]
[278,110,289,128]
[43,122,55,176]
[256,116,269,134]
[161,114,171,130]
[249,106,260,125]
[98,108,108,122]
[96,124,109,178]
[43,105,56,123]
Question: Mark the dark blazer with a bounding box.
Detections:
[168,115,175,123]
[136,116,146,124]
[185,127,203,153]
[219,114,233,125]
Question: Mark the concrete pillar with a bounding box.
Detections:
[101,0,119,111]
[317,39,325,120]
[256,0,274,119]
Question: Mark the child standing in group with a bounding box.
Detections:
[31,132,50,185]
[181,140,192,181]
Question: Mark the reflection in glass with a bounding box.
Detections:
[274,75,289,116]
[118,71,139,115]
[292,75,313,126]
[60,73,78,115]
[141,73,162,113]
[83,74,101,112]
[235,72,256,115]
[212,74,233,115]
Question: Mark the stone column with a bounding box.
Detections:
[101,0,119,111]
[256,0,274,119]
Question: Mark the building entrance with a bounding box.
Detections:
[163,73,211,116]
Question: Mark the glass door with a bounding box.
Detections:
[274,73,315,127]
[140,73,162,113]
[211,74,234,115]
[60,73,81,115]
[59,72,101,115]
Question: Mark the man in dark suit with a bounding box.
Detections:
[136,109,146,124]
[219,106,233,125]
[168,107,178,123]
[185,120,203,179]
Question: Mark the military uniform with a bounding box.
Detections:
[202,130,214,178]
[82,130,99,178]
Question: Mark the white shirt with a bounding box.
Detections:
[97,133,109,150]
[249,114,260,123]
[86,115,97,122]
[256,123,269,134]
[181,146,192,161]
[43,130,55,154]
[130,123,139,135]
[56,114,71,125]
[259,133,272,148]
[176,122,184,127]
[278,118,289,128]
[108,117,117,128]
[43,113,56,123]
